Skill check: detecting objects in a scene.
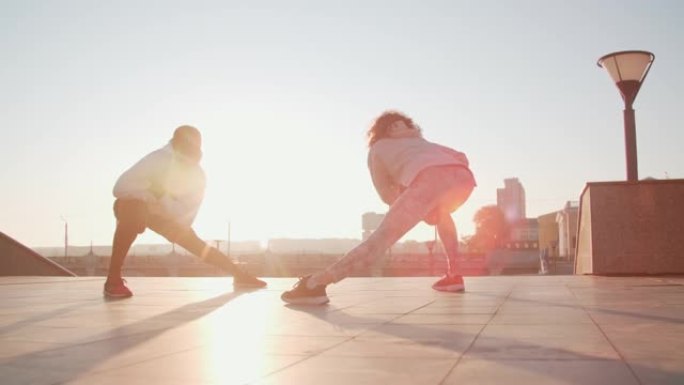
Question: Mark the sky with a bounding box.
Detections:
[1,0,683,248]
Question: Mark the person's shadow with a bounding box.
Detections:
[2,289,251,384]
[284,298,682,384]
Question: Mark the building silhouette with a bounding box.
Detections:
[362,212,385,240]
[556,201,579,259]
[536,200,579,274]
[497,178,526,224]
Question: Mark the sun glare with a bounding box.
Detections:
[193,285,283,382]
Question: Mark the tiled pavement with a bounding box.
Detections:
[1,275,683,385]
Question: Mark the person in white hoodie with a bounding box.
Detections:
[282,111,476,305]
[104,125,266,298]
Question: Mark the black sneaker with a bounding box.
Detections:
[281,276,329,305]
[233,273,267,289]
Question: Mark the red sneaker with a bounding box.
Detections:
[233,273,267,289]
[432,275,465,292]
[104,278,133,298]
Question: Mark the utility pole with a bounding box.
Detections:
[227,221,231,256]
[60,216,68,258]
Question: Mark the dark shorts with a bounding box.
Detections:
[114,199,148,234]
[113,199,194,242]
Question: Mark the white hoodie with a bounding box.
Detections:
[368,133,470,205]
[113,144,206,226]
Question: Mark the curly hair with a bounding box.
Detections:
[366,110,420,147]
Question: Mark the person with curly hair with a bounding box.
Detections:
[282,111,476,305]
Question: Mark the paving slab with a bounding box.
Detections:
[1,275,683,385]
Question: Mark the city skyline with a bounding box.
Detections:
[2,1,683,248]
[32,237,454,258]
[15,177,576,251]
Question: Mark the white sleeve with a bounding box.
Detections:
[113,150,169,202]
[159,169,206,226]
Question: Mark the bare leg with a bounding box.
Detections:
[107,225,138,280]
[436,212,460,277]
[177,231,246,277]
[107,199,146,281]
[149,218,244,276]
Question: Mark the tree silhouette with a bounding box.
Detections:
[466,205,510,253]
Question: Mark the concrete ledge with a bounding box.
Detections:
[575,179,684,275]
[0,232,75,276]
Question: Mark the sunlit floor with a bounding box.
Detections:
[1,275,683,385]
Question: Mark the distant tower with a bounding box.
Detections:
[497,178,526,223]
[362,212,385,240]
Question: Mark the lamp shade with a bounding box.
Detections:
[597,50,654,105]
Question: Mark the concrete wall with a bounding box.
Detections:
[575,191,593,274]
[575,179,684,275]
[0,232,75,276]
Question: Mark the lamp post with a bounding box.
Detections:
[227,221,231,256]
[597,50,654,182]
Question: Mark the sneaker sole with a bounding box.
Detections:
[281,295,330,306]
[233,282,267,288]
[103,290,133,298]
[432,284,465,293]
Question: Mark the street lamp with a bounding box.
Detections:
[597,50,655,182]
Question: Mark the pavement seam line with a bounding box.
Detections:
[436,283,514,385]
[569,282,645,385]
